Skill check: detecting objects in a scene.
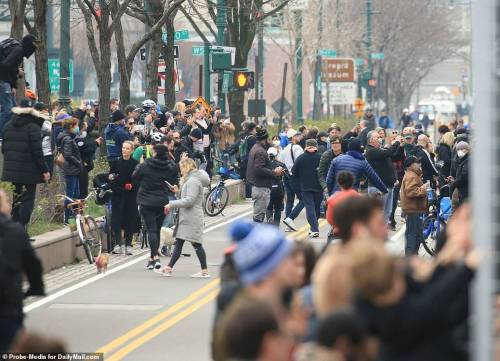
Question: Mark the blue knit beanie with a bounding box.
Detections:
[233,224,292,286]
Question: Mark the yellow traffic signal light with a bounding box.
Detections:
[233,71,254,90]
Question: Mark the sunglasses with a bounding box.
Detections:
[128,122,135,125]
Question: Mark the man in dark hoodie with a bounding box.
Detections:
[0,35,37,135]
[1,99,49,228]
[0,188,44,352]
[104,109,131,162]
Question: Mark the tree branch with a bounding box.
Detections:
[180,5,210,43]
[108,0,133,38]
[23,16,34,34]
[82,0,101,24]
[260,0,290,21]
[125,0,187,73]
[187,0,217,39]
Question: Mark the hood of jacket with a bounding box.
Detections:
[346,151,365,160]
[145,156,175,172]
[187,169,210,187]
[56,129,76,144]
[10,106,50,127]
[22,34,37,58]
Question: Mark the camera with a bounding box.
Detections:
[193,150,206,163]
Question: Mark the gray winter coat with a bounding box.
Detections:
[169,169,210,244]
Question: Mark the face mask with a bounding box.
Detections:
[457,150,467,158]
[81,131,87,138]
[273,140,280,147]
[74,126,80,135]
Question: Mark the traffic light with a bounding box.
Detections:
[233,71,254,90]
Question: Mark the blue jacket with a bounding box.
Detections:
[104,123,132,160]
[326,151,388,194]
[378,115,394,129]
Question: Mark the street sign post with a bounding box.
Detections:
[157,59,180,94]
[321,58,355,82]
[48,59,74,93]
[319,49,337,58]
[162,29,189,42]
[272,97,292,115]
[324,82,356,105]
[355,58,365,66]
[370,52,385,60]
[211,46,236,65]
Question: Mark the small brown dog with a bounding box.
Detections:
[95,253,109,274]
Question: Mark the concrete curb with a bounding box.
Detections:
[32,179,245,273]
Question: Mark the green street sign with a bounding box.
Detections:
[162,29,189,42]
[319,49,337,58]
[222,72,231,93]
[370,53,385,60]
[48,59,74,93]
[192,46,205,56]
[355,58,365,66]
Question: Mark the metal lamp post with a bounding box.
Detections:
[58,0,71,107]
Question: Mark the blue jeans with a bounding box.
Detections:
[0,81,15,135]
[285,176,304,219]
[368,186,393,223]
[65,175,80,223]
[302,191,322,232]
[405,213,423,255]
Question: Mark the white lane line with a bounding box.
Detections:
[24,210,253,313]
[48,303,164,311]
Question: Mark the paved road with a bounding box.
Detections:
[24,202,407,361]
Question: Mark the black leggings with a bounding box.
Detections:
[140,205,165,259]
[390,185,400,223]
[168,239,207,270]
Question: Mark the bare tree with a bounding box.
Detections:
[24,0,51,105]
[75,0,133,133]
[201,0,291,125]
[114,0,185,107]
[371,0,463,118]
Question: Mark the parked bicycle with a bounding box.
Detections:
[421,185,452,256]
[57,187,112,264]
[204,157,240,217]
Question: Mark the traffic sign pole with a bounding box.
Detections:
[216,0,228,115]
[58,0,71,107]
[294,10,304,124]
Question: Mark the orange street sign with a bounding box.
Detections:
[354,98,365,111]
[355,110,364,118]
[189,96,211,113]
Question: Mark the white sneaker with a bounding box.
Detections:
[309,231,320,238]
[191,271,211,278]
[112,245,123,255]
[245,197,253,202]
[283,218,297,231]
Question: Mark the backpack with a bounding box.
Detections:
[238,135,250,160]
[54,147,65,168]
[0,38,20,63]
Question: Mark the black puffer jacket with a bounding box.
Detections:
[0,214,44,321]
[57,130,82,176]
[452,154,469,204]
[246,142,276,188]
[132,155,179,207]
[436,143,452,177]
[1,107,49,184]
[365,142,402,188]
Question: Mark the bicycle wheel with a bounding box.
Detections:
[421,215,445,256]
[83,217,102,264]
[204,186,229,217]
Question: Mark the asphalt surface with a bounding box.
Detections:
[24,203,406,360]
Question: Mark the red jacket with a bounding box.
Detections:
[326,189,360,234]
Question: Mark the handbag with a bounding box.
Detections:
[54,148,65,168]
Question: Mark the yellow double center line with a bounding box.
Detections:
[97,220,328,360]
